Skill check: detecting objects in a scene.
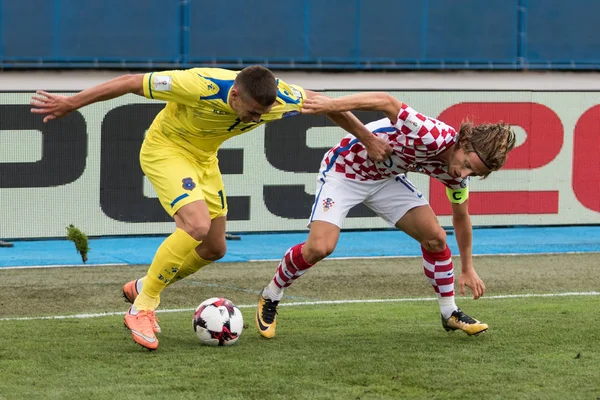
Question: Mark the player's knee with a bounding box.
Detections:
[421,230,447,253]
[304,241,334,263]
[182,221,211,242]
[202,244,227,261]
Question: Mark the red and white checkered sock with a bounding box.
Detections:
[264,243,315,301]
[422,245,458,319]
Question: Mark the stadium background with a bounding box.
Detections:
[1,0,600,240]
[1,4,599,397]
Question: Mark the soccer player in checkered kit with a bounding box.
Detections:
[256,92,515,338]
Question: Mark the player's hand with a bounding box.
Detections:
[301,96,337,115]
[458,269,486,300]
[30,90,76,123]
[365,136,393,162]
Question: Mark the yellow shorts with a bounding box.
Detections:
[139,131,228,219]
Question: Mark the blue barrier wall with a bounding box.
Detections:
[0,0,598,70]
[1,0,181,62]
[526,0,600,65]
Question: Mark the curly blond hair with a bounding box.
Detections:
[457,121,516,178]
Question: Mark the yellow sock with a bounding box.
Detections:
[134,291,160,311]
[136,276,160,307]
[133,228,200,311]
[166,249,213,286]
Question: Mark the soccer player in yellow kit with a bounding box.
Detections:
[30,66,392,350]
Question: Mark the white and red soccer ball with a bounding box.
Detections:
[192,297,244,346]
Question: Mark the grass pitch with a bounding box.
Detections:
[0,254,599,400]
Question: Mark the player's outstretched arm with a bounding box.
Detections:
[30,74,144,123]
[451,200,486,300]
[303,90,392,162]
[302,92,402,123]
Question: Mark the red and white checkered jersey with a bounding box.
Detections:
[320,103,468,190]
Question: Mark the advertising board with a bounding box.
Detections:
[1,91,598,238]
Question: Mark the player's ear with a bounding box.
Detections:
[229,87,242,106]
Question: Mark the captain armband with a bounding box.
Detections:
[446,186,469,204]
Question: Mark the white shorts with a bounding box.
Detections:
[309,171,429,228]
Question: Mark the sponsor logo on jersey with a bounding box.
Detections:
[153,75,172,91]
[322,197,335,211]
[405,114,423,131]
[291,88,303,99]
[282,110,300,119]
[182,177,196,191]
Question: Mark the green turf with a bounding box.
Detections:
[0,254,599,399]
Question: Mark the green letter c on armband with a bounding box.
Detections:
[446,187,469,204]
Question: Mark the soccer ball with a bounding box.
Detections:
[192,297,244,346]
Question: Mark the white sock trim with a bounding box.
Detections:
[439,297,458,319]
[263,282,284,301]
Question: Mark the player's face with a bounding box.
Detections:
[449,148,490,179]
[230,89,273,123]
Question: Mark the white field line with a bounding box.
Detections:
[0,291,597,322]
[249,251,600,262]
[2,251,598,270]
[0,263,125,270]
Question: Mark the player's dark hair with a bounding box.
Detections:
[234,65,277,106]
[457,121,516,178]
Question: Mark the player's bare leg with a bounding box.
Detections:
[256,221,341,338]
[396,205,488,335]
[169,216,227,284]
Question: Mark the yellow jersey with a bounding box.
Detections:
[142,68,305,163]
